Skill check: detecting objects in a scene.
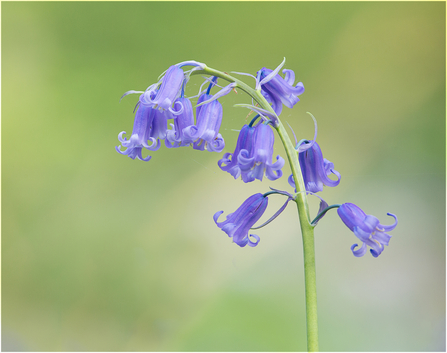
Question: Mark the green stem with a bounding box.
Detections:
[277,120,319,352]
[192,64,319,351]
[300,222,319,351]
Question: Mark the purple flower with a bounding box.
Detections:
[140,65,185,114]
[218,124,256,181]
[218,122,284,182]
[257,67,304,115]
[214,193,268,247]
[249,123,285,182]
[165,97,195,148]
[115,101,160,161]
[288,141,340,193]
[337,203,398,258]
[183,93,225,152]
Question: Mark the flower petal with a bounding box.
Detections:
[247,234,260,247]
[351,243,367,257]
[378,213,398,231]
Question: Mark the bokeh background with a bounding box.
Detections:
[2,1,445,351]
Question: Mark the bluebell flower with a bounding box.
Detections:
[116,100,160,161]
[218,122,284,182]
[165,97,195,148]
[251,123,285,181]
[288,140,340,193]
[257,63,304,115]
[139,65,185,115]
[337,203,398,257]
[214,193,268,247]
[218,124,256,181]
[249,123,285,182]
[183,93,225,152]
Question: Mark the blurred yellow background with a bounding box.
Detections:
[2,2,445,351]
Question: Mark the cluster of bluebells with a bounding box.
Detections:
[116,59,398,257]
[116,62,227,161]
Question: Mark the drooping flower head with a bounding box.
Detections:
[214,193,268,247]
[115,99,160,161]
[288,140,340,193]
[257,63,304,115]
[337,203,398,258]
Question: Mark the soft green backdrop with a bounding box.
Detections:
[2,2,445,351]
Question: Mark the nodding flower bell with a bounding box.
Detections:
[182,93,225,152]
[213,193,268,247]
[257,67,304,115]
[250,122,285,182]
[337,203,398,258]
[140,65,185,115]
[288,140,340,193]
[219,121,284,182]
[115,99,160,161]
[218,124,256,181]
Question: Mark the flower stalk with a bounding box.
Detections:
[277,119,319,352]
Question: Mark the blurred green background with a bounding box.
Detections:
[2,1,445,351]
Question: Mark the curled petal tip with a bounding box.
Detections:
[213,210,224,224]
[387,212,398,220]
[247,234,260,247]
[381,213,398,231]
[351,243,367,257]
